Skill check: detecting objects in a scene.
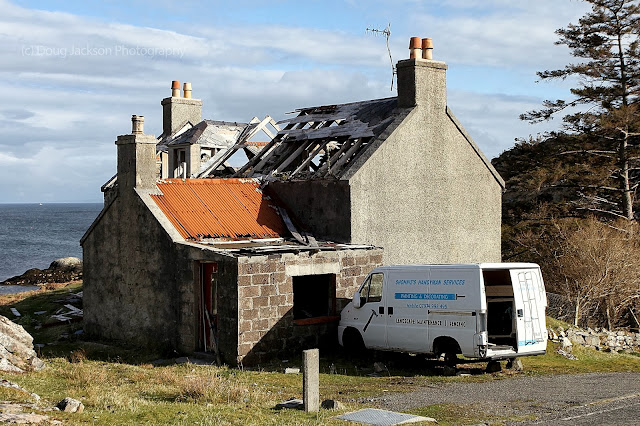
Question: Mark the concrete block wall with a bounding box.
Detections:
[235,248,383,365]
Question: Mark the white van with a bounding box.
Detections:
[338,263,547,363]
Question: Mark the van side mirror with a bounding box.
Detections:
[353,291,362,309]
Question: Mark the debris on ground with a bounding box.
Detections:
[321,399,344,410]
[557,349,578,360]
[275,398,304,410]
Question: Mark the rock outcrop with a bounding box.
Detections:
[0,316,45,373]
[1,257,82,286]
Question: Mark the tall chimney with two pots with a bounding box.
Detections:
[161,80,202,138]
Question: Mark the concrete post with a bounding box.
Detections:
[303,348,319,412]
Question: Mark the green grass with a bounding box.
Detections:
[1,284,639,424]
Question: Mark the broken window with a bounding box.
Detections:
[292,274,336,321]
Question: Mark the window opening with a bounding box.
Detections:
[292,274,336,320]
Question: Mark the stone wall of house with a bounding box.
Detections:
[235,247,383,365]
[82,192,195,352]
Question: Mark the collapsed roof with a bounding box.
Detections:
[200,97,403,180]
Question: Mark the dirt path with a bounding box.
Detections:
[367,372,640,424]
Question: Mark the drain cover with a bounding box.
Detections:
[336,408,435,425]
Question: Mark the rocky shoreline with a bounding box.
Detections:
[1,257,82,286]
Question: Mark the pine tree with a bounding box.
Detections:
[521,0,640,220]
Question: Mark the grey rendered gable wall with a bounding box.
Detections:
[347,99,502,265]
[82,189,199,352]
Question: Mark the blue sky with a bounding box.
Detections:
[1,0,590,202]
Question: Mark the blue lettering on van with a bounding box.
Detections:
[518,340,539,346]
[443,279,465,285]
[395,279,417,285]
[395,293,457,301]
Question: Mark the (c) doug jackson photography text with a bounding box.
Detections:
[22,44,185,59]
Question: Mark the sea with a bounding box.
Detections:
[0,203,103,284]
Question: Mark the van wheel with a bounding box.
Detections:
[443,351,459,367]
[343,329,365,356]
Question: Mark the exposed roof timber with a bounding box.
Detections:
[197,115,280,177]
[234,98,399,179]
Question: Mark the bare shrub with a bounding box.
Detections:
[515,217,640,329]
[68,348,87,363]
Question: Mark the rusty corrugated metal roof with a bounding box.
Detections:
[150,178,288,241]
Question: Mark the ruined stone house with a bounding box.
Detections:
[81,38,503,364]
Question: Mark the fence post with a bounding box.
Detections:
[303,349,319,412]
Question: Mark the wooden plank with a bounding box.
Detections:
[235,132,287,176]
[64,304,81,312]
[272,139,317,174]
[290,139,333,177]
[277,206,307,245]
[250,120,323,175]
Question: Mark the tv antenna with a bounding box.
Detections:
[366,23,395,91]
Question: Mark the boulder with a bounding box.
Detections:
[560,337,573,351]
[49,257,82,273]
[0,316,45,373]
[57,397,84,413]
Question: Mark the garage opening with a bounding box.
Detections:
[292,274,337,324]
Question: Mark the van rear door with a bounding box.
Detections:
[511,268,547,353]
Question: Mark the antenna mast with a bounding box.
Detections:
[366,23,395,91]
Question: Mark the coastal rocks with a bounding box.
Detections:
[549,325,640,353]
[1,257,82,286]
[0,315,45,373]
[49,257,82,273]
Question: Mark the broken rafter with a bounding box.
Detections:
[200,115,279,177]
[290,139,335,178]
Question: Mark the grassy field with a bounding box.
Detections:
[0,282,639,425]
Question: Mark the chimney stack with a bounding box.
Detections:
[161,80,202,138]
[397,37,447,109]
[115,115,158,192]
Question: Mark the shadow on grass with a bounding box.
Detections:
[248,349,488,378]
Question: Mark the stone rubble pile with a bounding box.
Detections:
[548,325,640,353]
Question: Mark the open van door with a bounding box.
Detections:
[511,268,547,354]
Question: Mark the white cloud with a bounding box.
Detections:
[0,0,594,202]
